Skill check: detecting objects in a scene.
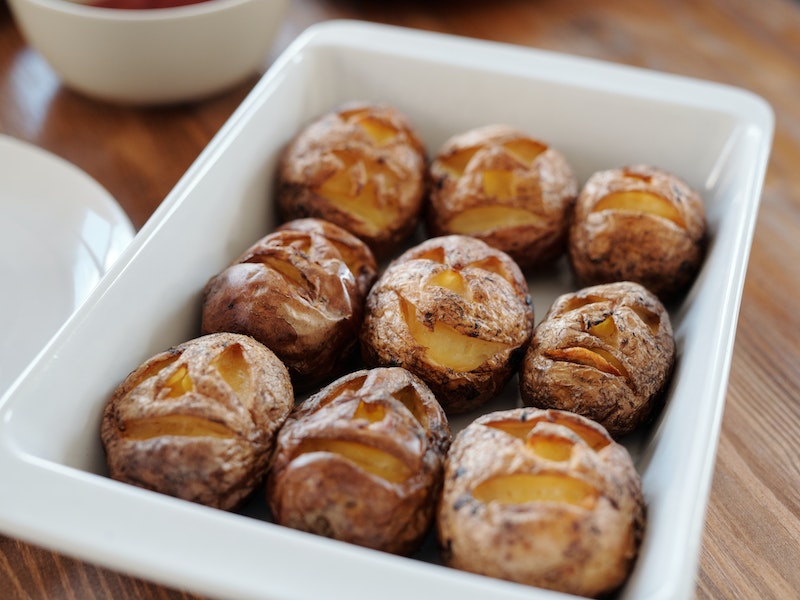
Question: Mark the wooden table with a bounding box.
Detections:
[1,0,798,598]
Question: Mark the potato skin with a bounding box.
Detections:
[360,235,534,414]
[427,124,578,270]
[101,332,294,511]
[437,408,645,598]
[275,101,427,259]
[277,218,378,298]
[568,164,707,301]
[266,367,451,555]
[519,281,675,437]
[201,218,377,391]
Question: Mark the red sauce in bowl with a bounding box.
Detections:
[88,0,213,8]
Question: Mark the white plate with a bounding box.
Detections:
[0,21,773,600]
[0,135,134,393]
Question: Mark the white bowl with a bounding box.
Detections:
[0,20,773,600]
[7,0,289,105]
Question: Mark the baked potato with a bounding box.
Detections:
[568,164,707,301]
[275,102,427,258]
[360,235,534,414]
[519,281,675,437]
[201,218,377,390]
[427,124,578,270]
[437,407,645,598]
[101,332,294,511]
[266,367,451,555]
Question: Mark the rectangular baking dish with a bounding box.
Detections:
[0,20,773,600]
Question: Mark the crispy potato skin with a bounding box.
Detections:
[568,164,707,301]
[275,102,427,259]
[360,235,534,414]
[519,281,675,437]
[437,408,645,598]
[427,125,578,270]
[201,218,377,391]
[266,367,451,555]
[277,218,378,298]
[101,332,294,511]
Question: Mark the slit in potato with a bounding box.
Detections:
[130,353,180,389]
[466,255,517,286]
[327,240,371,281]
[632,305,663,335]
[338,106,373,121]
[353,114,399,145]
[545,346,629,379]
[472,473,598,508]
[390,384,428,428]
[339,108,401,147]
[447,206,544,235]
[427,269,469,298]
[210,343,252,406]
[121,414,235,440]
[526,435,574,462]
[314,149,399,233]
[438,145,481,177]
[586,315,619,343]
[591,190,686,228]
[415,245,447,264]
[295,439,411,484]
[485,415,611,452]
[164,365,193,398]
[621,168,653,183]
[318,374,369,410]
[259,256,308,289]
[352,400,387,423]
[501,137,547,166]
[399,297,508,371]
[562,294,610,313]
[481,169,519,200]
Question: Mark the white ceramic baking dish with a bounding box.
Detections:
[0,19,773,600]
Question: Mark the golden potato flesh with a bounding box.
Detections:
[201,218,377,391]
[437,408,645,598]
[101,332,294,511]
[568,164,707,301]
[360,235,534,414]
[427,125,578,270]
[275,102,427,259]
[266,367,451,556]
[519,281,675,438]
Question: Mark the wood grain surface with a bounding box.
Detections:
[1,0,798,598]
